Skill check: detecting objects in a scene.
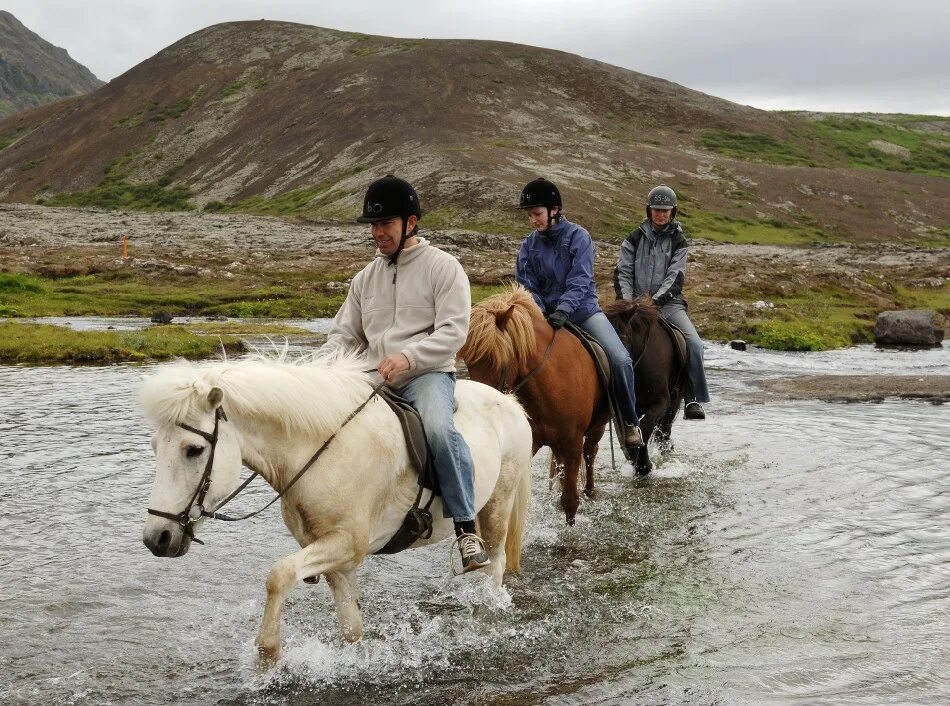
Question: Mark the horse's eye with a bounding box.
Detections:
[185,445,205,459]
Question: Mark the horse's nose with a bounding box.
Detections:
[143,527,174,556]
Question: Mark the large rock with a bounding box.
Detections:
[874,310,943,347]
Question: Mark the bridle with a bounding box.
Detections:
[147,380,386,544]
[498,328,558,394]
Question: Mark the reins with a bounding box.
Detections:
[499,328,558,394]
[147,378,388,540]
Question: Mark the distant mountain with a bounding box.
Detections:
[0,11,103,118]
[0,20,946,244]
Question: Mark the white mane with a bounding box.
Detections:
[140,351,376,436]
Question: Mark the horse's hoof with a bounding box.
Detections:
[257,643,281,668]
[635,465,653,476]
[566,516,576,526]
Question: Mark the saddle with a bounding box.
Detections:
[563,323,631,457]
[372,387,441,555]
[657,317,689,369]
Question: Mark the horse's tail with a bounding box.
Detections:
[504,444,532,573]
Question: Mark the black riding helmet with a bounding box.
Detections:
[357,175,422,264]
[515,177,562,231]
[646,184,677,220]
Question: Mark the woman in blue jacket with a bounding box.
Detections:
[514,178,643,451]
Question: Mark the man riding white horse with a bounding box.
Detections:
[321,175,491,572]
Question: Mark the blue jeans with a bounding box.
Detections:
[660,301,710,403]
[393,372,476,522]
[578,311,638,425]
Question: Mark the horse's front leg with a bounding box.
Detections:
[256,530,362,666]
[636,398,670,476]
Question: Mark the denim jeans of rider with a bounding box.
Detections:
[660,301,710,403]
[393,372,476,522]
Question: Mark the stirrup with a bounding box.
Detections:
[449,532,490,576]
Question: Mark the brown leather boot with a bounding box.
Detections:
[623,423,644,448]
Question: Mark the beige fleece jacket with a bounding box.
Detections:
[322,238,471,386]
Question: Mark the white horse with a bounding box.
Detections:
[140,354,533,664]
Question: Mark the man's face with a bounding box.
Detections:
[527,206,554,232]
[371,217,406,256]
[649,208,672,226]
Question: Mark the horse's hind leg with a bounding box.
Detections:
[552,442,583,525]
[583,424,606,498]
[256,530,361,665]
[324,568,363,642]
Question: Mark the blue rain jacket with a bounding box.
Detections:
[515,217,601,323]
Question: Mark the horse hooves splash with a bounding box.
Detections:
[635,465,653,476]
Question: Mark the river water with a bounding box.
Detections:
[1,336,948,705]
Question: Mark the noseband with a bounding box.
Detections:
[147,406,228,545]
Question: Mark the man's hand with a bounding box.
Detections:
[378,353,411,382]
[547,310,568,330]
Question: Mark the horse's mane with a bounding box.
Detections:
[602,296,661,326]
[140,351,375,436]
[459,284,541,372]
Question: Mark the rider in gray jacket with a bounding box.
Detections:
[615,185,709,419]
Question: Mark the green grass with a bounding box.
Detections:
[0,271,348,319]
[37,148,195,211]
[680,209,835,245]
[423,206,525,236]
[0,322,246,364]
[0,136,11,151]
[202,166,369,219]
[697,130,820,167]
[698,116,950,177]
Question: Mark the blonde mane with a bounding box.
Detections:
[140,351,376,436]
[459,284,541,373]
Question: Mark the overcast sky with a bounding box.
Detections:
[7,0,950,115]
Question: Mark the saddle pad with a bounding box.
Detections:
[377,387,439,494]
[658,318,689,369]
[565,322,612,392]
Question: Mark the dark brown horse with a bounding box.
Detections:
[459,285,608,525]
[603,297,685,474]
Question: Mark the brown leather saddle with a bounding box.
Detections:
[372,387,441,555]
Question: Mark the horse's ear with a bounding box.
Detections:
[495,305,516,331]
[207,386,224,408]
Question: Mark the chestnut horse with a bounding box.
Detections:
[603,297,685,474]
[459,285,608,524]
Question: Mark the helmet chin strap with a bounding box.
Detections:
[388,219,410,267]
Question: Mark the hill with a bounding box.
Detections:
[0,20,946,245]
[0,11,103,118]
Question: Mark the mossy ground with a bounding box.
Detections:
[698,115,950,177]
[0,271,348,319]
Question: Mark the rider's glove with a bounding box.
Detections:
[547,310,568,330]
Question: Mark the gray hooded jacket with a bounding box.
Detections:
[615,219,688,306]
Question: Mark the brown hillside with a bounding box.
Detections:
[0,20,946,243]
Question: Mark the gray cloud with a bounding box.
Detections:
[7,0,949,114]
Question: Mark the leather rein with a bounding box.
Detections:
[147,380,387,544]
[499,328,558,394]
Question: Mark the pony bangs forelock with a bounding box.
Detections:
[139,362,207,426]
[459,284,539,371]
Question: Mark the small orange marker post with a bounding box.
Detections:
[122,234,128,258]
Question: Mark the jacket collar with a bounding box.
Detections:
[375,237,430,263]
[538,217,573,244]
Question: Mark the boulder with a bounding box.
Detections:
[874,310,943,347]
[729,339,747,351]
[150,311,173,324]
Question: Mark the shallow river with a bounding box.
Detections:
[1,337,948,705]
